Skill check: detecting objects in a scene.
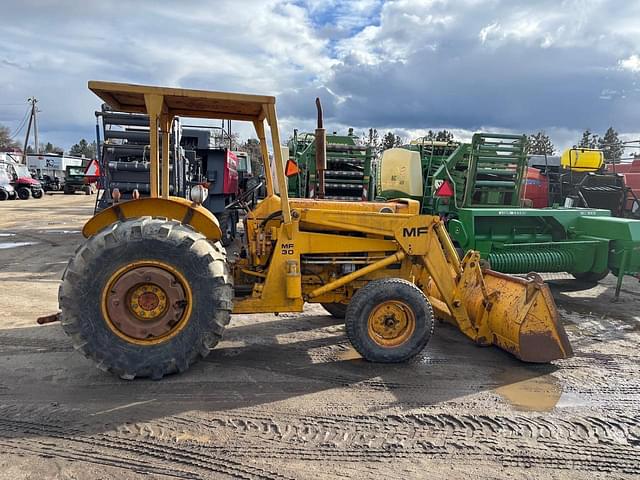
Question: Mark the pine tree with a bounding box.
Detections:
[435,130,454,142]
[526,131,555,155]
[423,129,454,142]
[379,131,400,154]
[577,130,599,149]
[367,128,379,150]
[598,127,624,162]
[69,139,97,158]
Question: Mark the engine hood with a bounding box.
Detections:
[17,176,41,187]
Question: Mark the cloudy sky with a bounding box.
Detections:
[1,0,639,152]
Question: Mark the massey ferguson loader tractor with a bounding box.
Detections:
[55,81,572,380]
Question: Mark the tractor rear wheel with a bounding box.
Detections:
[322,302,347,319]
[345,278,434,362]
[58,217,233,379]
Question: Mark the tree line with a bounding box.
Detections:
[1,120,630,164]
[525,127,625,162]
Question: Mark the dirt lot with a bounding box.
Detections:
[0,193,639,479]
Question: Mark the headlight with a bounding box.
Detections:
[190,185,208,205]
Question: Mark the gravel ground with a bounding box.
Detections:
[0,194,638,479]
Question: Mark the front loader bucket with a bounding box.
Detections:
[478,270,573,362]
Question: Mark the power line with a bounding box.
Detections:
[9,107,31,139]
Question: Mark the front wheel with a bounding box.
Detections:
[345,278,434,362]
[58,217,233,379]
[0,190,8,201]
[17,187,31,200]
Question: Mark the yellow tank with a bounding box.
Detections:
[380,148,423,197]
[561,148,604,172]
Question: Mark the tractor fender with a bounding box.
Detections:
[82,197,222,241]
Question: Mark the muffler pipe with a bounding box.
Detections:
[315,97,326,199]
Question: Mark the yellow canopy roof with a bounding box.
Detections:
[88,81,275,122]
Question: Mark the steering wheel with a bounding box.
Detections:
[225,179,264,212]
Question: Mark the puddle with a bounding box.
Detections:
[494,374,562,412]
[0,233,16,237]
[0,242,38,250]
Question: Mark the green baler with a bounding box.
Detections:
[379,133,640,298]
[287,129,375,201]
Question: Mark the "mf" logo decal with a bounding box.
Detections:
[402,226,428,237]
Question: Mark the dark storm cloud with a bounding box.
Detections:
[0,0,639,150]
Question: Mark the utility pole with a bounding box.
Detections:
[23,97,39,160]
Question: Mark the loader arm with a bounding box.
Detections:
[396,217,572,362]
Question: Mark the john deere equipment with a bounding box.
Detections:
[380,133,640,298]
[55,82,571,380]
[287,102,375,201]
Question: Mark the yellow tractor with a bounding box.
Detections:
[58,81,572,379]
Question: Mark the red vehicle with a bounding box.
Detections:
[0,160,43,199]
[522,167,549,208]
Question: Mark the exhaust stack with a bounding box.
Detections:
[315,97,326,199]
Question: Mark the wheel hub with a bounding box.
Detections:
[129,284,167,319]
[102,263,191,344]
[367,300,416,347]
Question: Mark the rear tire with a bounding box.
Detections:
[17,187,31,200]
[58,217,233,379]
[0,190,7,201]
[345,278,434,362]
[322,302,347,319]
[32,189,43,199]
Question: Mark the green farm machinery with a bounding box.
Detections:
[287,127,375,201]
[379,132,640,298]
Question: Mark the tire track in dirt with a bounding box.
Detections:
[2,404,636,475]
[0,411,292,480]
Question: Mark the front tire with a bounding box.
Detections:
[0,190,7,201]
[345,278,434,363]
[58,217,233,379]
[17,187,31,200]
